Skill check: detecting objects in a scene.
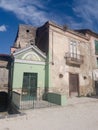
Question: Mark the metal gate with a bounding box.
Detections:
[12,87,58,110]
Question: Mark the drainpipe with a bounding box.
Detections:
[51,31,54,65]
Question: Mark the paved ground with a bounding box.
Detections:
[1,97,98,130]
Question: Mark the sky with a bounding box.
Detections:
[0,0,98,54]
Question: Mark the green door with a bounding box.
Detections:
[22,73,37,100]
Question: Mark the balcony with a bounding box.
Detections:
[65,52,84,66]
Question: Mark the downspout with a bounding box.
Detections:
[89,41,95,95]
[51,31,54,65]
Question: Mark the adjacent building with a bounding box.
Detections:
[0,54,12,111]
[76,29,98,95]
[36,21,94,97]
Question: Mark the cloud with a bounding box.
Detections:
[71,0,98,31]
[0,0,49,26]
[0,25,7,32]
[0,0,69,27]
[58,0,98,32]
[0,0,98,32]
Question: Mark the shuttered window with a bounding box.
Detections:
[95,40,98,54]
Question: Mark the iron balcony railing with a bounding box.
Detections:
[65,52,84,65]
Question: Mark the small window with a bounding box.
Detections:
[26,30,29,33]
[95,40,98,54]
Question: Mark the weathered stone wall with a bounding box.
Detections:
[0,55,12,93]
[14,25,37,48]
[0,68,8,89]
[0,62,9,92]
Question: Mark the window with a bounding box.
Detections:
[70,40,77,55]
[96,58,98,67]
[26,29,29,33]
[95,40,98,54]
[69,40,80,58]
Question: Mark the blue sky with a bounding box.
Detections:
[0,0,98,54]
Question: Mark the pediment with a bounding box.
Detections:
[22,51,42,61]
[13,45,46,62]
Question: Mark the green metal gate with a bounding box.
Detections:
[22,73,37,101]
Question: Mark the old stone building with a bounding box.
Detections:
[0,54,12,111]
[36,21,94,97]
[10,21,98,109]
[76,29,98,95]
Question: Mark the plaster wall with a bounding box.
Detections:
[12,62,46,89]
[48,25,94,97]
